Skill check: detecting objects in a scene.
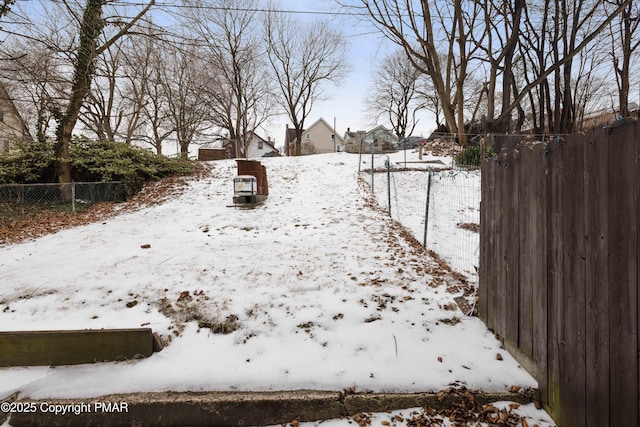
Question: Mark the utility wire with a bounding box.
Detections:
[14,0,371,17]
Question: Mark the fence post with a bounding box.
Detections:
[71,183,76,213]
[370,143,374,194]
[423,168,433,247]
[358,138,364,173]
[386,157,391,216]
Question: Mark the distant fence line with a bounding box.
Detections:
[479,123,639,427]
[358,152,481,284]
[0,182,125,221]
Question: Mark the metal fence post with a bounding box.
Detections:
[386,157,391,216]
[71,183,76,213]
[358,138,364,173]
[423,168,433,247]
[370,143,374,194]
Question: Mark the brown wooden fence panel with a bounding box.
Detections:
[480,121,639,426]
[637,120,640,427]
[531,142,549,405]
[558,135,587,427]
[584,126,610,427]
[504,151,520,347]
[546,137,564,418]
[494,155,508,343]
[607,122,638,426]
[478,148,494,329]
[517,146,533,359]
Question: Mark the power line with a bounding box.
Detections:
[14,0,370,17]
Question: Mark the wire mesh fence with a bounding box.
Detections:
[0,182,125,224]
[359,151,481,284]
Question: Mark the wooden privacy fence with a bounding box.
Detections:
[479,121,639,427]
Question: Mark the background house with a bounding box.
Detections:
[286,118,344,155]
[343,128,367,153]
[363,125,397,151]
[0,81,31,152]
[198,133,279,160]
[343,125,397,153]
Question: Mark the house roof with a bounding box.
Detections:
[305,118,345,143]
[365,124,398,142]
[220,133,277,151]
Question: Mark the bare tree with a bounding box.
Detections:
[357,0,630,138]
[80,40,125,142]
[183,0,273,159]
[64,1,154,187]
[115,24,175,152]
[355,0,482,145]
[608,0,640,117]
[0,39,60,143]
[367,49,422,139]
[501,0,630,133]
[160,40,210,159]
[2,0,156,188]
[264,7,347,156]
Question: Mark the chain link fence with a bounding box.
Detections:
[0,182,125,224]
[358,144,481,285]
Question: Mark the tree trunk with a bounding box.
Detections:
[54,0,105,198]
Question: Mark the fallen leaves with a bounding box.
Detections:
[342,387,546,427]
[0,164,211,245]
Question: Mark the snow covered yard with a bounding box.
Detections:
[0,152,546,422]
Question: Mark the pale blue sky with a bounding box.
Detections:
[261,0,437,147]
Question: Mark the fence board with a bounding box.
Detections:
[493,157,508,339]
[637,120,640,427]
[531,143,549,404]
[546,137,564,417]
[504,152,519,347]
[479,157,493,325]
[608,122,639,426]
[517,146,533,358]
[558,136,587,427]
[584,127,611,427]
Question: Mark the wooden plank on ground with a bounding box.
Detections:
[0,328,154,367]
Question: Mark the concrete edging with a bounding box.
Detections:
[2,388,539,427]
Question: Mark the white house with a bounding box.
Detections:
[198,133,279,160]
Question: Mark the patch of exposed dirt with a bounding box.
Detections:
[457,222,480,233]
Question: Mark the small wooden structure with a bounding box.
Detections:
[233,159,268,205]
